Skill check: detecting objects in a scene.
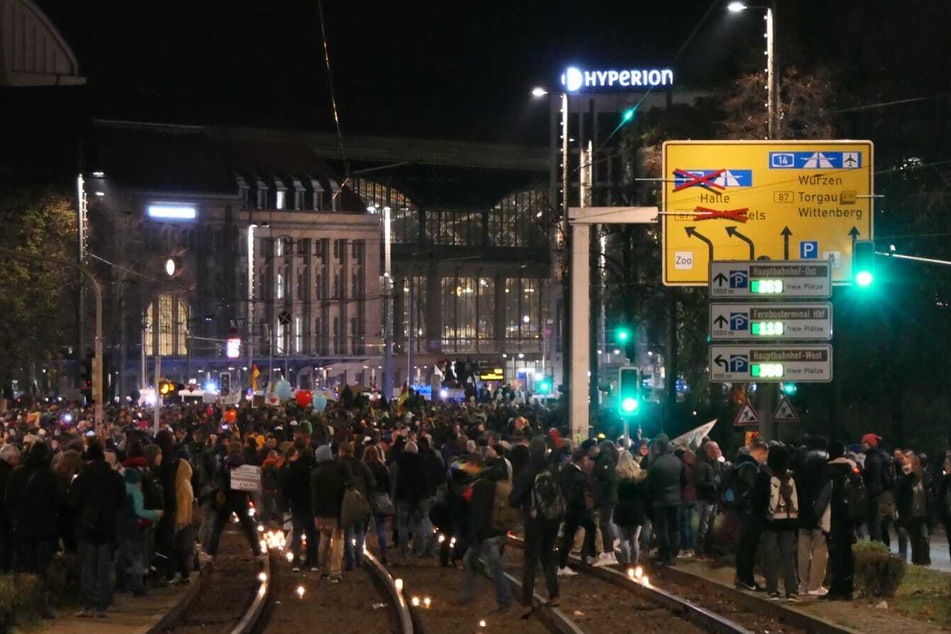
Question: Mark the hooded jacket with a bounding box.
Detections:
[694,449,721,503]
[6,445,62,541]
[69,458,127,544]
[794,447,829,529]
[281,453,316,515]
[509,436,553,523]
[647,437,683,507]
[393,450,429,507]
[614,469,648,527]
[592,441,619,507]
[467,459,508,541]
[310,445,345,519]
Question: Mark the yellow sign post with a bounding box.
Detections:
[662,140,873,286]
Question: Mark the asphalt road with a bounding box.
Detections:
[884,526,950,573]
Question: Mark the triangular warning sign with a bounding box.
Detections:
[773,394,799,423]
[733,400,759,427]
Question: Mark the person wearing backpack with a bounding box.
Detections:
[794,436,830,597]
[751,444,800,601]
[459,455,513,612]
[814,440,858,601]
[557,449,595,576]
[510,435,562,619]
[732,439,768,591]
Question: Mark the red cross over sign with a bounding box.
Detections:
[693,207,749,223]
[672,168,726,193]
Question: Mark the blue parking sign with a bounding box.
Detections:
[800,241,818,259]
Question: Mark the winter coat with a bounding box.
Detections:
[467,461,508,541]
[420,448,445,498]
[938,471,951,523]
[393,452,429,507]
[814,457,858,534]
[794,448,830,529]
[862,447,890,499]
[647,448,684,507]
[6,461,62,542]
[560,463,587,517]
[614,474,648,527]
[187,442,218,503]
[896,470,932,527]
[341,456,377,500]
[310,456,346,519]
[751,466,799,532]
[592,442,619,507]
[69,460,127,545]
[507,444,530,481]
[679,450,698,503]
[366,460,391,495]
[216,453,252,508]
[281,454,316,516]
[694,451,720,503]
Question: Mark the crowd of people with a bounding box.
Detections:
[0,391,949,621]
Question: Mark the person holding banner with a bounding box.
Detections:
[206,441,263,559]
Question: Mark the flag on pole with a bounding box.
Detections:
[251,364,261,391]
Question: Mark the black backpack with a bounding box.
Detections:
[530,469,566,521]
[842,469,868,524]
[720,461,756,510]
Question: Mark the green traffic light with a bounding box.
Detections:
[616,327,631,343]
[621,397,639,413]
[855,270,874,287]
[622,107,636,123]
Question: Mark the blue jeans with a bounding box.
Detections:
[79,541,114,611]
[679,503,696,551]
[397,501,430,556]
[117,527,148,592]
[462,535,512,609]
[618,525,642,565]
[695,500,717,555]
[344,522,366,567]
[369,514,388,561]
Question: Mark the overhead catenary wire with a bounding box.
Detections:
[316,0,346,201]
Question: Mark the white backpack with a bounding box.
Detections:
[767,474,799,521]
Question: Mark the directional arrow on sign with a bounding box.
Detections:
[714,354,728,371]
[685,226,714,261]
[714,315,728,328]
[781,226,793,259]
[726,226,755,259]
[849,226,861,247]
[713,272,728,287]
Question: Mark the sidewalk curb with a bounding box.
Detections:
[144,561,212,634]
[660,563,861,634]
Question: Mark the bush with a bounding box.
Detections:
[0,574,44,634]
[854,540,906,598]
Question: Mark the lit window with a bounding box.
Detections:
[276,191,285,210]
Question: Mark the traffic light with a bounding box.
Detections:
[780,382,797,396]
[853,240,875,287]
[536,375,553,395]
[158,380,177,396]
[614,326,632,345]
[617,367,641,416]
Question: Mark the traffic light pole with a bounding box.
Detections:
[567,207,657,442]
[0,247,103,432]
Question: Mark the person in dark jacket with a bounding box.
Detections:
[460,456,513,612]
[693,441,721,558]
[676,445,698,557]
[647,434,683,566]
[0,444,19,573]
[860,433,890,543]
[614,450,648,565]
[5,440,62,576]
[417,436,444,556]
[206,441,263,558]
[339,441,376,570]
[751,444,799,601]
[70,442,127,617]
[154,429,180,581]
[187,428,219,551]
[814,440,857,601]
[733,440,768,591]
[364,445,392,564]
[507,430,531,481]
[392,441,431,557]
[592,440,619,566]
[794,436,829,596]
[895,451,932,566]
[938,451,951,564]
[311,444,346,581]
[510,436,560,619]
[281,444,318,571]
[557,450,595,575]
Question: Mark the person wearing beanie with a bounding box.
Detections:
[311,444,346,581]
[69,442,127,617]
[750,444,799,600]
[860,432,891,544]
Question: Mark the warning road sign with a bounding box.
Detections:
[734,401,759,427]
[662,140,873,286]
[773,394,799,423]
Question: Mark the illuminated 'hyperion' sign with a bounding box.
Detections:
[561,66,674,92]
[147,204,197,220]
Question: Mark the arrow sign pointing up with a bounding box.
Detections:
[685,226,714,261]
[781,226,792,260]
[726,226,755,259]
[713,272,728,287]
[714,354,728,371]
[849,226,861,246]
[714,315,728,328]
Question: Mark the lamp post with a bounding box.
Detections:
[728,1,777,139]
[247,223,258,393]
[369,205,394,400]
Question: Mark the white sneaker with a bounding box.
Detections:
[556,566,578,577]
[807,587,829,597]
[593,552,618,567]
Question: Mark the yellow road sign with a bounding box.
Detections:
[662,140,873,286]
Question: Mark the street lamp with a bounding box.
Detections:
[369,205,394,400]
[727,1,777,139]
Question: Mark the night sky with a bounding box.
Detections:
[36,0,951,145]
